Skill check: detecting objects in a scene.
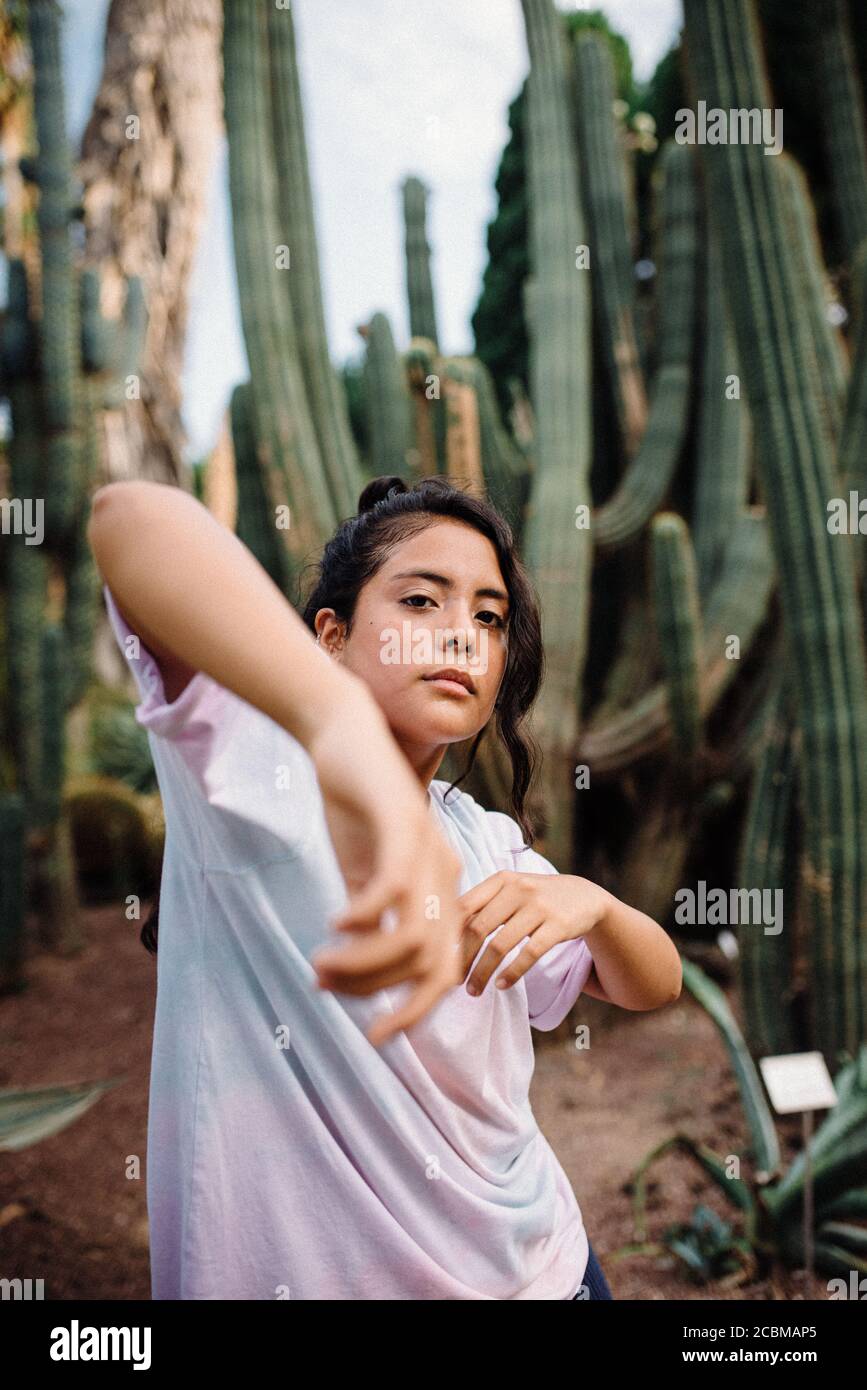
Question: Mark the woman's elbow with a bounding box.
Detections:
[88,481,172,570]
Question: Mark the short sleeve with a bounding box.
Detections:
[103,582,239,768]
[102,582,317,868]
[485,809,595,1032]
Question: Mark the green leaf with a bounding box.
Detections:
[0,1079,124,1151]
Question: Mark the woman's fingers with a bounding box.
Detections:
[464,905,545,995]
[458,883,522,978]
[332,869,410,933]
[492,921,566,991]
[313,928,423,991]
[311,761,463,1037]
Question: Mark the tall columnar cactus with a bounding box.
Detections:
[231,380,286,590]
[265,2,362,521]
[27,0,78,542]
[683,0,867,1065]
[222,0,337,594]
[593,139,699,550]
[815,0,867,269]
[403,336,440,479]
[0,794,25,992]
[0,0,147,957]
[736,676,800,1058]
[432,354,529,536]
[519,0,593,866]
[361,312,414,479]
[650,513,703,765]
[778,153,848,444]
[572,30,647,461]
[581,508,774,771]
[401,176,439,349]
[838,249,867,581]
[690,222,751,597]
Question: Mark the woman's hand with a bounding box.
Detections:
[457,871,612,996]
[308,693,464,1047]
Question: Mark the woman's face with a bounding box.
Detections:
[314,519,509,767]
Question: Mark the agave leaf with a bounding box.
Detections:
[680,958,781,1176]
[817,1221,867,1255]
[808,1241,867,1279]
[0,1079,124,1151]
[632,1132,755,1243]
[667,1235,709,1278]
[817,1188,867,1220]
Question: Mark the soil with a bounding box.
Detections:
[0,900,831,1301]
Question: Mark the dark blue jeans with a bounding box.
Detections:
[571,1241,614,1299]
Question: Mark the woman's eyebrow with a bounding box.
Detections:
[390,569,509,603]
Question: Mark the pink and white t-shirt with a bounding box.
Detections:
[104,583,594,1300]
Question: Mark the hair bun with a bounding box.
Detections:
[357,475,409,514]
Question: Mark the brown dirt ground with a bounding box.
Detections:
[0,900,830,1301]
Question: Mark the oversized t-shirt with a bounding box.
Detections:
[104,583,595,1300]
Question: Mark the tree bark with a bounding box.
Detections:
[78,0,222,490]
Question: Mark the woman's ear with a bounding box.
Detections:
[315,609,348,658]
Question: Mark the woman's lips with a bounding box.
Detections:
[421,675,475,696]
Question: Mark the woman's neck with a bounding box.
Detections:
[393,738,448,793]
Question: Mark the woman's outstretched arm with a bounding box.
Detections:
[88,480,464,1045]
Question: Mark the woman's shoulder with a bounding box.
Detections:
[430,780,527,853]
[431,779,558,876]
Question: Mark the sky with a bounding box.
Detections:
[45,0,682,461]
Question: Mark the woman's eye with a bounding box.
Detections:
[399,596,504,627]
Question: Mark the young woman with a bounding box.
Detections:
[88,473,681,1301]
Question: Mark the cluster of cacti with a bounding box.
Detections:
[218,0,867,1091]
[0,0,147,982]
[264,0,867,1100]
[682,0,867,1071]
[486,0,867,1092]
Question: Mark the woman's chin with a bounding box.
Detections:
[389,689,488,743]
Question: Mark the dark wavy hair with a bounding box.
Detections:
[140,475,544,954]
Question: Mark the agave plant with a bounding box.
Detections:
[629,961,867,1283]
